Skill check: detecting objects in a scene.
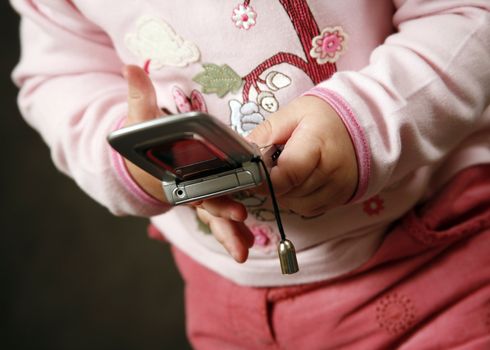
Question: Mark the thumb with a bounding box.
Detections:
[246,107,300,148]
[123,65,161,125]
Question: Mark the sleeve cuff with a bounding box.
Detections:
[304,87,371,203]
[110,117,170,209]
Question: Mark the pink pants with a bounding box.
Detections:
[169,165,490,350]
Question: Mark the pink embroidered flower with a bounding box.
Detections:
[232,4,257,30]
[376,293,416,335]
[363,195,384,216]
[250,224,278,251]
[310,26,348,64]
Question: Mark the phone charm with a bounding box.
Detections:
[254,157,299,274]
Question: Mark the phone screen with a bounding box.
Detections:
[145,138,233,181]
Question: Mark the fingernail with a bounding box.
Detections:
[231,250,245,263]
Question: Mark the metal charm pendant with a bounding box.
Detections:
[278,239,299,274]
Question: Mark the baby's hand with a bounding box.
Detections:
[248,96,358,217]
[122,65,253,262]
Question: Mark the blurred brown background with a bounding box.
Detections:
[1,3,191,349]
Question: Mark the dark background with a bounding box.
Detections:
[1,2,191,349]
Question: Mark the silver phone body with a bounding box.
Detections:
[107,112,263,205]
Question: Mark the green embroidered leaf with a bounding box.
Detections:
[193,64,243,98]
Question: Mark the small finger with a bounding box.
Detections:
[200,196,248,222]
[268,134,323,195]
[279,183,344,217]
[280,166,333,198]
[196,208,253,262]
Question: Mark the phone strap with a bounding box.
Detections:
[254,157,299,274]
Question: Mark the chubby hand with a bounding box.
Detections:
[248,96,358,217]
[122,65,253,262]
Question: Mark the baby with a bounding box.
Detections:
[11,0,490,348]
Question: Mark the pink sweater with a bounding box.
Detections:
[11,0,490,286]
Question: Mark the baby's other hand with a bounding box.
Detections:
[194,198,254,263]
[248,96,358,217]
[122,65,253,262]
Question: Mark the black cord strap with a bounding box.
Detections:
[253,156,299,274]
[254,157,286,241]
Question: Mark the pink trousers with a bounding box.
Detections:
[169,165,490,350]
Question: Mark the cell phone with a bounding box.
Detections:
[107,112,264,205]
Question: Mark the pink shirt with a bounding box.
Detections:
[11,0,490,286]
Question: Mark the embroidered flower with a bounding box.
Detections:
[376,293,416,335]
[232,4,257,30]
[363,195,384,216]
[310,26,348,64]
[250,224,278,251]
[229,99,264,136]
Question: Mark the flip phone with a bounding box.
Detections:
[107,112,264,205]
